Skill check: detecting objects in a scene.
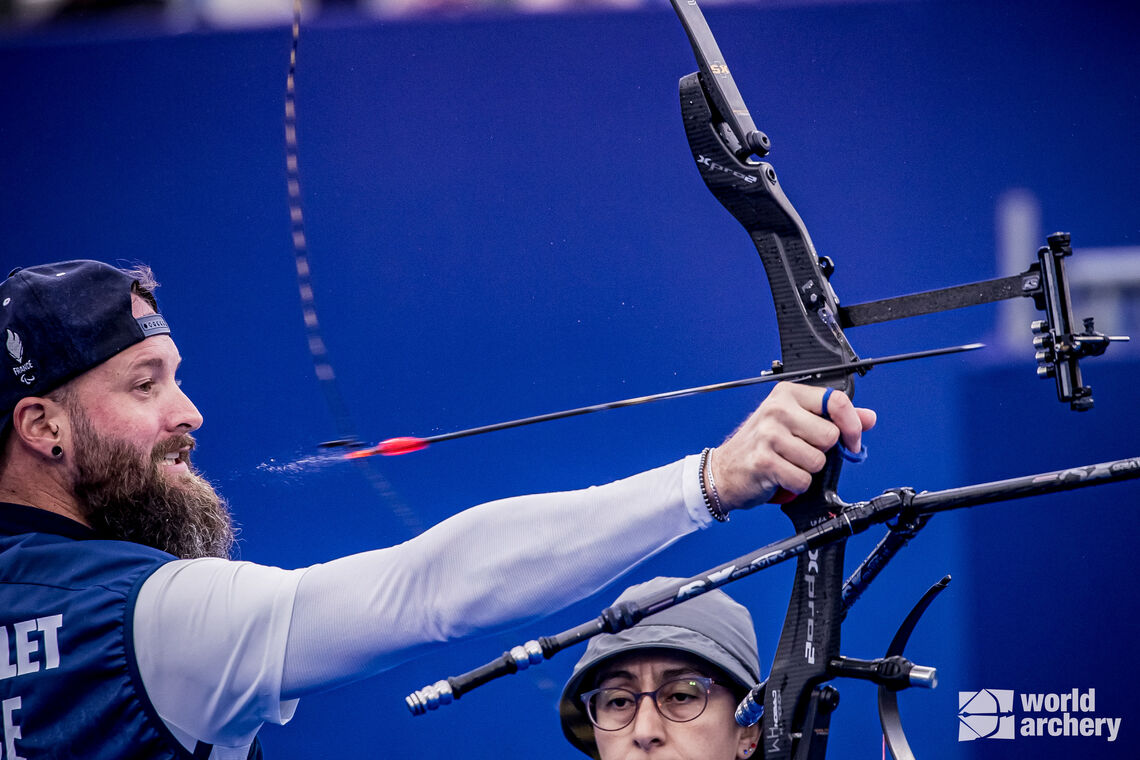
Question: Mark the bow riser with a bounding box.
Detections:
[680,70,856,760]
[763,470,847,758]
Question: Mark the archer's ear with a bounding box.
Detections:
[10,395,68,460]
[736,721,761,759]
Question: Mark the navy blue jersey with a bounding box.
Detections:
[0,503,208,759]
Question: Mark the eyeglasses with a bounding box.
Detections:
[580,676,717,731]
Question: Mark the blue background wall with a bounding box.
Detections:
[1,0,1137,757]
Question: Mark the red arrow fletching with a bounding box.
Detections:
[375,436,429,456]
[342,437,430,459]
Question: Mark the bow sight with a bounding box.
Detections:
[835,230,1129,411]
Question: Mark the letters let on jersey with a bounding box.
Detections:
[1,615,64,757]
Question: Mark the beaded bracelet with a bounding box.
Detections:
[699,447,730,522]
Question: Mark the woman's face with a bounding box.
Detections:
[590,651,759,760]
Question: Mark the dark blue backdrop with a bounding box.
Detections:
[1,0,1137,757]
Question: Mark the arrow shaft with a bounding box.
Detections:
[351,342,981,458]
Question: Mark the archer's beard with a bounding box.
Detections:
[69,411,234,560]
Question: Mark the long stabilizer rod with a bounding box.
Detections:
[405,454,1140,715]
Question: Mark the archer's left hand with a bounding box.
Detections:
[709,381,877,511]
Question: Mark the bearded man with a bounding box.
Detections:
[0,260,874,759]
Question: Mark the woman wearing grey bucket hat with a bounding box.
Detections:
[560,577,762,760]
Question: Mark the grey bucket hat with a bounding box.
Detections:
[559,577,761,758]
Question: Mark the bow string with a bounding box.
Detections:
[283,0,423,537]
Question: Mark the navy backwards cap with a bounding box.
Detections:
[0,260,171,430]
[559,576,761,758]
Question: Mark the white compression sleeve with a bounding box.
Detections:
[280,455,708,695]
[134,454,708,746]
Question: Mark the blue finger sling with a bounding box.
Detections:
[821,387,869,463]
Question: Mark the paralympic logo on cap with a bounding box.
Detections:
[959,688,1015,740]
